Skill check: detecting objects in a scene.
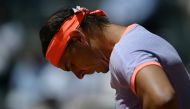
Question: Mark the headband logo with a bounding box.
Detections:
[72,6,88,13]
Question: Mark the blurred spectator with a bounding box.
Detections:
[0,2,24,108]
[0,22,24,75]
[5,52,41,109]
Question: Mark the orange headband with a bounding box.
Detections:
[45,6,106,67]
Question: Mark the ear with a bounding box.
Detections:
[69,29,89,46]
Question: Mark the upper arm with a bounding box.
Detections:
[135,64,174,98]
[135,64,178,109]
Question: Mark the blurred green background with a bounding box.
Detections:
[0,0,189,109]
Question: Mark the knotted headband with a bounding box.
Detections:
[45,6,106,67]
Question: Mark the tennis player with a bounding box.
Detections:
[39,6,190,109]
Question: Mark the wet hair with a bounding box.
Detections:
[39,7,110,56]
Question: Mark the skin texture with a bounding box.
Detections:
[58,23,179,108]
[136,65,179,109]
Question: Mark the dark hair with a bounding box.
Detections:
[39,7,110,56]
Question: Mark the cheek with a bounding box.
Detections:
[73,55,94,66]
[72,52,98,68]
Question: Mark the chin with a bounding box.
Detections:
[95,62,109,73]
[102,69,109,73]
[96,66,109,73]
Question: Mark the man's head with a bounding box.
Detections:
[39,6,111,79]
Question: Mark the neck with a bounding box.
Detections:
[104,24,127,45]
[96,24,127,65]
[103,24,126,54]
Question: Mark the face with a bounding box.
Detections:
[59,36,109,79]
